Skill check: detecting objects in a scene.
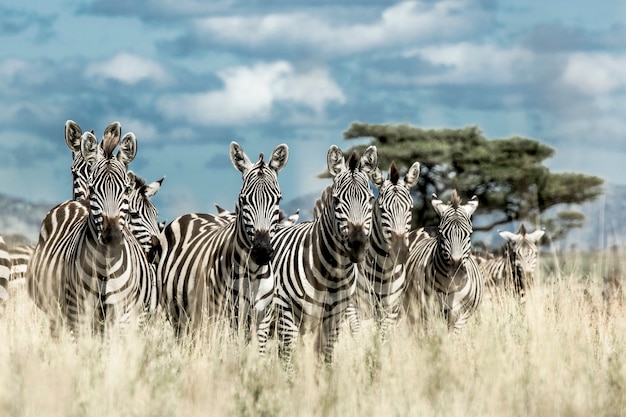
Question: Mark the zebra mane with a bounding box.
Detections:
[518,223,527,236]
[348,150,359,172]
[450,189,461,209]
[389,162,399,185]
[102,134,120,159]
[313,185,332,220]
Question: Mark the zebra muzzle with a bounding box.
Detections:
[250,230,274,265]
[99,216,123,245]
[346,223,368,263]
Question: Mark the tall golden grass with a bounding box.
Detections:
[1,251,625,417]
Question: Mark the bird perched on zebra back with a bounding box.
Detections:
[258,145,378,369]
[0,236,10,318]
[346,160,420,339]
[158,142,289,339]
[478,223,545,302]
[404,190,483,333]
[27,122,157,335]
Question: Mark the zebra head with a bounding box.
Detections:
[230,141,289,265]
[66,120,100,202]
[432,190,478,269]
[327,145,378,263]
[81,122,136,246]
[370,161,420,264]
[127,171,165,263]
[499,223,545,292]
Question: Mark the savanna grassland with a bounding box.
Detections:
[1,250,626,417]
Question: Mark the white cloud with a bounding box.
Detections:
[193,0,488,56]
[561,53,626,96]
[85,53,168,84]
[405,43,535,85]
[156,61,345,126]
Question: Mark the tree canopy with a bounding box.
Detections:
[340,122,604,243]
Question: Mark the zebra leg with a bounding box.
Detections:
[277,307,299,373]
[344,302,362,336]
[257,303,275,356]
[318,316,342,365]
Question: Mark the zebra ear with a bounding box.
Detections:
[359,146,378,175]
[144,176,165,198]
[431,193,446,217]
[269,144,289,172]
[65,120,83,153]
[230,141,253,174]
[464,195,479,216]
[127,170,137,189]
[498,230,520,242]
[527,229,545,243]
[117,133,137,166]
[81,131,100,165]
[327,145,346,177]
[371,167,384,189]
[404,161,420,188]
[101,121,122,158]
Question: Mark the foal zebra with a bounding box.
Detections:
[0,236,10,318]
[158,142,289,338]
[478,223,545,302]
[259,145,378,368]
[404,190,483,333]
[27,123,157,334]
[346,161,420,338]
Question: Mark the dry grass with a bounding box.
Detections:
[2,252,626,417]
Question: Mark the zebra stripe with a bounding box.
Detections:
[404,190,483,333]
[347,160,420,338]
[27,123,156,334]
[260,145,378,368]
[9,243,35,284]
[158,142,288,337]
[478,223,545,302]
[0,236,10,318]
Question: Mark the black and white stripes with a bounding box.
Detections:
[158,142,288,337]
[404,190,483,333]
[259,145,378,367]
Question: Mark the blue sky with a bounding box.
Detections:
[2,0,625,232]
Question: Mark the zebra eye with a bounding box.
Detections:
[125,186,132,195]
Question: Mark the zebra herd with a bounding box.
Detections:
[0,120,546,367]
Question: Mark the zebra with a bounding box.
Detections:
[158,141,289,338]
[403,190,483,333]
[215,204,300,228]
[478,223,545,302]
[8,243,35,285]
[259,145,378,369]
[0,236,10,318]
[65,120,98,202]
[27,122,157,335]
[346,160,421,338]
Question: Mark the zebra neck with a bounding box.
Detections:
[432,250,468,291]
[311,208,356,272]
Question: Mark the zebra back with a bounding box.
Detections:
[348,160,420,335]
[264,145,378,367]
[158,142,289,337]
[0,236,10,318]
[480,223,545,301]
[404,190,483,333]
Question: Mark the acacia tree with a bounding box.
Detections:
[341,122,603,242]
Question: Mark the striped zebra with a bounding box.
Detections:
[259,145,378,368]
[346,161,420,338]
[0,236,10,318]
[478,223,545,302]
[27,122,157,334]
[158,142,289,338]
[403,190,483,333]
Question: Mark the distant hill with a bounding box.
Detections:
[0,194,53,246]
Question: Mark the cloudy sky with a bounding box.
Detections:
[1,0,625,229]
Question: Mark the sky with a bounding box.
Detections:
[1,0,626,232]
